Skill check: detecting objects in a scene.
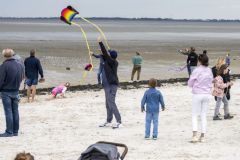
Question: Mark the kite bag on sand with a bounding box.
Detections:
[78,141,128,160]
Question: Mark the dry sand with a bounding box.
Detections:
[0,80,239,160]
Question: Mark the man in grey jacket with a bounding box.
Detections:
[0,49,24,137]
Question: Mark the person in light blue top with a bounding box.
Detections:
[141,78,165,140]
[130,52,143,82]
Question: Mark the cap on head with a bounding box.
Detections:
[2,48,14,58]
[109,50,118,59]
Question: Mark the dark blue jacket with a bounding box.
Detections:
[24,56,44,79]
[99,42,119,85]
[0,58,24,92]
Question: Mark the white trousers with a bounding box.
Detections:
[192,94,211,133]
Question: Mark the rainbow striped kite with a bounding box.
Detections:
[60,6,79,25]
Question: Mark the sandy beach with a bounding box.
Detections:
[0,79,239,160]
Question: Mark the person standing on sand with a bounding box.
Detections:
[141,78,165,140]
[178,48,191,76]
[130,52,143,82]
[0,49,24,137]
[97,37,122,129]
[187,47,198,75]
[212,64,234,120]
[92,52,104,85]
[188,54,213,143]
[24,49,44,102]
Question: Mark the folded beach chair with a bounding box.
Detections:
[78,141,128,160]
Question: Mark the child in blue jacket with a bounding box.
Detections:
[141,78,165,140]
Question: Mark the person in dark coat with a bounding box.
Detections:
[97,37,122,129]
[0,49,24,137]
[187,47,198,75]
[24,49,44,102]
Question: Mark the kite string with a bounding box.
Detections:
[80,16,110,50]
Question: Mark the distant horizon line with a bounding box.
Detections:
[1,17,240,22]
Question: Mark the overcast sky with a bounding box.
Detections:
[1,0,240,19]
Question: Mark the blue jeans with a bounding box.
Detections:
[145,112,159,137]
[190,66,196,75]
[1,92,19,134]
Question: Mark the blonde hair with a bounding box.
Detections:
[215,57,225,70]
[2,48,14,58]
[14,152,34,160]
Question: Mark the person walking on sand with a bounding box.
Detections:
[0,49,24,137]
[24,49,44,102]
[97,37,122,129]
[187,47,198,75]
[141,78,165,140]
[188,54,213,143]
[225,53,231,66]
[92,52,104,85]
[130,52,143,82]
[212,64,234,120]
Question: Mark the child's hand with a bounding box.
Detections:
[162,107,165,111]
[141,108,145,112]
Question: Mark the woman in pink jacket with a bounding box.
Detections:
[188,54,213,143]
[212,64,233,120]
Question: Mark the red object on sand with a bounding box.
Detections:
[84,64,93,71]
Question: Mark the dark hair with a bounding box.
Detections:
[198,54,209,66]
[149,78,157,88]
[30,49,36,56]
[15,152,34,160]
[203,50,207,55]
[217,64,228,76]
[136,52,140,55]
[190,47,195,52]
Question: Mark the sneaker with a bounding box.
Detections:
[99,122,112,127]
[191,136,198,143]
[199,136,205,143]
[213,115,222,120]
[144,136,151,140]
[128,80,133,83]
[224,114,234,120]
[152,136,158,140]
[112,123,122,129]
[0,132,13,137]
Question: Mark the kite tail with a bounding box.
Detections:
[71,22,93,69]
[80,16,110,50]
[80,70,88,84]
[71,22,93,84]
